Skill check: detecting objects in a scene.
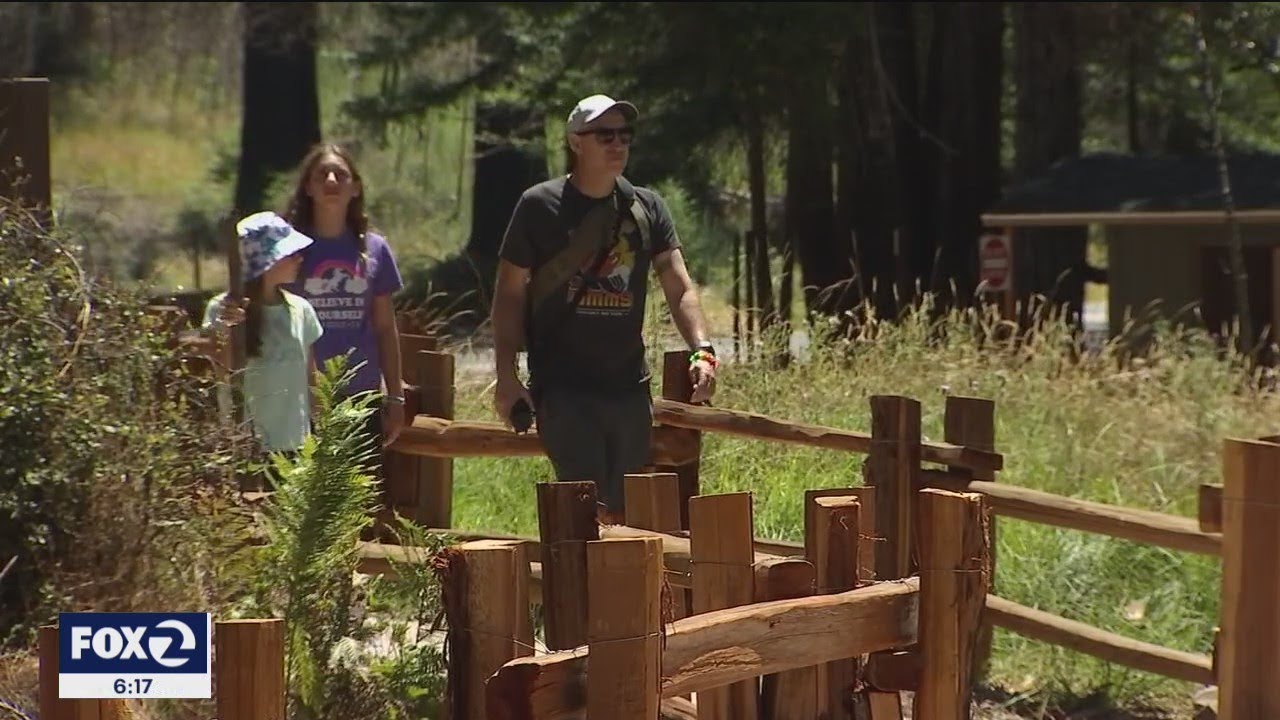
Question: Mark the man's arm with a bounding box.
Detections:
[654,247,710,349]
[492,259,531,380]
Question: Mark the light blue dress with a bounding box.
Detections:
[203,290,324,451]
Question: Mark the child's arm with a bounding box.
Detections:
[308,347,320,419]
[300,297,324,421]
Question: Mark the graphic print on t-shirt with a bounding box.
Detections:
[302,259,369,329]
[565,217,638,316]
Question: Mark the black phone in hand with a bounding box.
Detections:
[510,398,534,434]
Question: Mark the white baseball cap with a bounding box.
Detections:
[566,94,638,133]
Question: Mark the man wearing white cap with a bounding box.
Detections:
[490,93,717,524]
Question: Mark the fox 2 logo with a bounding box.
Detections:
[60,613,210,675]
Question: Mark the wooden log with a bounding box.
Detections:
[439,539,533,720]
[809,496,863,720]
[689,492,759,720]
[393,416,698,466]
[354,526,797,565]
[215,619,285,720]
[601,524,779,590]
[0,78,53,226]
[985,595,1213,684]
[754,558,820,720]
[417,350,456,527]
[39,626,135,720]
[626,472,690,620]
[356,525,779,596]
[945,395,997,679]
[378,346,423,537]
[651,399,1001,473]
[537,482,599,651]
[914,490,990,719]
[1218,438,1280,718]
[868,396,922,581]
[587,537,664,719]
[625,472,684,534]
[1198,483,1223,534]
[921,473,1222,556]
[657,350,701,529]
[804,488,876,583]
[485,577,921,719]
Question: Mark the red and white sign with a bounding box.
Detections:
[979,234,1012,292]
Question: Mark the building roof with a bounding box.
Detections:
[983,152,1280,227]
[988,151,1280,215]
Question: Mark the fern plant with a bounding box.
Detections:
[251,356,383,719]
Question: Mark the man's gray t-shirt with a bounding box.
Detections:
[498,175,681,393]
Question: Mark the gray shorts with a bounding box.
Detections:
[534,384,653,513]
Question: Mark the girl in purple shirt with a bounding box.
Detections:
[282,143,407,450]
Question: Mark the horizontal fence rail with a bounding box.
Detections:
[920,470,1222,556]
[985,595,1214,685]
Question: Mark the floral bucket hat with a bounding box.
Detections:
[237,211,314,282]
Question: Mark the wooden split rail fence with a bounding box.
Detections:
[163,320,1280,718]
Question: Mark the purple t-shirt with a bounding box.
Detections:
[289,230,403,397]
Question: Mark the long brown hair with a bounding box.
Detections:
[244,277,266,358]
[282,143,370,267]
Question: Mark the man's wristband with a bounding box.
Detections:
[689,349,718,369]
[385,393,406,406]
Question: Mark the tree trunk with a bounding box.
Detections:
[784,52,835,322]
[874,2,930,309]
[234,2,321,215]
[1192,5,1255,354]
[465,99,547,261]
[745,99,776,341]
[1011,1,1086,327]
[836,25,900,323]
[927,2,1005,309]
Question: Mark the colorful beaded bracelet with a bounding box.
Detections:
[689,349,719,369]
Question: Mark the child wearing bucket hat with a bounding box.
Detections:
[202,211,325,454]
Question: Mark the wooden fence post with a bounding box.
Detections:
[809,496,863,720]
[0,77,53,228]
[380,333,431,534]
[943,395,997,677]
[864,395,921,705]
[658,350,701,528]
[440,539,533,720]
[867,396,922,580]
[215,619,285,720]
[914,489,990,720]
[1218,438,1280,719]
[537,481,600,651]
[417,348,456,527]
[38,625,134,720]
[1198,483,1223,534]
[625,472,689,620]
[754,557,819,720]
[587,536,664,719]
[689,492,758,720]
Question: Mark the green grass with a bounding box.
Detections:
[442,301,1269,715]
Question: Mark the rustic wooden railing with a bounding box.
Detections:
[167,323,1277,718]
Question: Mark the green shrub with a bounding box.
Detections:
[0,200,239,648]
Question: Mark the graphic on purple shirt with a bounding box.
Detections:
[289,230,403,397]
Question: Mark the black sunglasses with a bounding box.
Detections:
[577,126,635,145]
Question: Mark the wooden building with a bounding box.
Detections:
[981,152,1280,347]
